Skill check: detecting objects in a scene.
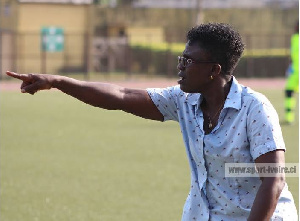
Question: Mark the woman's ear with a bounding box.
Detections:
[211,64,222,75]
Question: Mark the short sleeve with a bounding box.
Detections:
[146,86,180,122]
[247,97,286,160]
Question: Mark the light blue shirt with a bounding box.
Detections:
[147,77,297,221]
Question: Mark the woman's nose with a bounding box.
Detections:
[177,62,185,71]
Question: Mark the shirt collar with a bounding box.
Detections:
[223,76,242,110]
[184,76,242,110]
[185,92,202,109]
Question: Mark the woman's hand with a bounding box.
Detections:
[6,71,55,95]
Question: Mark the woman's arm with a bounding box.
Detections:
[247,150,286,221]
[6,71,164,121]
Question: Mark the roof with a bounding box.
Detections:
[18,0,92,4]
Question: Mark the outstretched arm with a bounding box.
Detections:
[6,71,164,121]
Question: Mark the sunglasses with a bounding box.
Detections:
[177,56,216,67]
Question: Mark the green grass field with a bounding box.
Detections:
[0,88,298,221]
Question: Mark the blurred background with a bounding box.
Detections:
[0,0,298,79]
[0,1,299,221]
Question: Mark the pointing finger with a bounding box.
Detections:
[6,71,32,81]
[6,71,22,79]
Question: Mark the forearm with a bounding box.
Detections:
[248,177,285,221]
[52,75,125,110]
[6,71,163,121]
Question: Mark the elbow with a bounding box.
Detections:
[274,175,286,201]
[266,175,286,199]
[276,175,286,195]
[260,174,285,199]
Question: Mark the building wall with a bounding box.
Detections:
[94,7,298,44]
[0,0,18,31]
[203,8,298,49]
[2,3,298,76]
[127,27,164,44]
[0,0,18,76]
[204,8,298,34]
[93,6,298,77]
[132,0,298,9]
[16,3,90,74]
[94,7,196,42]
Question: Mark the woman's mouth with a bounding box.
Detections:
[177,77,185,84]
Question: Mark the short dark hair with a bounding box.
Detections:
[187,23,245,74]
